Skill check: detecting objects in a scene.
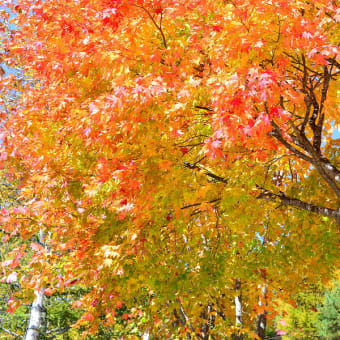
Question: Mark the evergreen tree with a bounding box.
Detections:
[317,284,340,339]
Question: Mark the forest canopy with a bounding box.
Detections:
[0,0,339,338]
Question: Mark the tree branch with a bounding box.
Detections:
[271,119,340,197]
[269,121,313,163]
[256,185,340,223]
[45,327,70,340]
[135,5,167,49]
[181,198,221,210]
[0,324,22,338]
[183,161,228,184]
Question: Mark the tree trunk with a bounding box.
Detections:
[256,285,267,339]
[25,289,44,340]
[200,302,212,340]
[256,313,266,340]
[232,279,243,340]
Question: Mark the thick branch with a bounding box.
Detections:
[271,119,340,198]
[281,55,340,191]
[288,121,340,198]
[257,186,340,221]
[270,121,313,163]
[327,57,340,70]
[314,66,331,150]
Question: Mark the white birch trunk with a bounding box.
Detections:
[25,289,44,340]
[143,332,150,340]
[256,285,267,339]
[235,295,243,326]
[235,279,242,326]
[233,278,243,340]
[25,230,46,340]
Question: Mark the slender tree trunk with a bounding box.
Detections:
[26,231,46,340]
[256,314,266,340]
[25,288,44,340]
[200,302,212,340]
[143,332,150,340]
[256,285,267,339]
[232,279,243,340]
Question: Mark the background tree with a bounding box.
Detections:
[274,279,340,340]
[317,283,340,339]
[274,283,324,339]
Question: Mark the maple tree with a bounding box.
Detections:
[0,0,339,338]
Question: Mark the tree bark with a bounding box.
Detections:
[143,332,150,340]
[26,230,46,340]
[257,186,340,232]
[200,302,213,340]
[256,285,267,340]
[25,288,44,340]
[232,279,243,340]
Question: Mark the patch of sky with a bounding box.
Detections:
[0,2,18,24]
[0,3,20,75]
[332,128,340,139]
[0,4,36,121]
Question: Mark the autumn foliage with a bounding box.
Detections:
[0,0,339,338]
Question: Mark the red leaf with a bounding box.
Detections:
[84,312,94,321]
[44,288,54,296]
[116,300,124,309]
[31,242,43,251]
